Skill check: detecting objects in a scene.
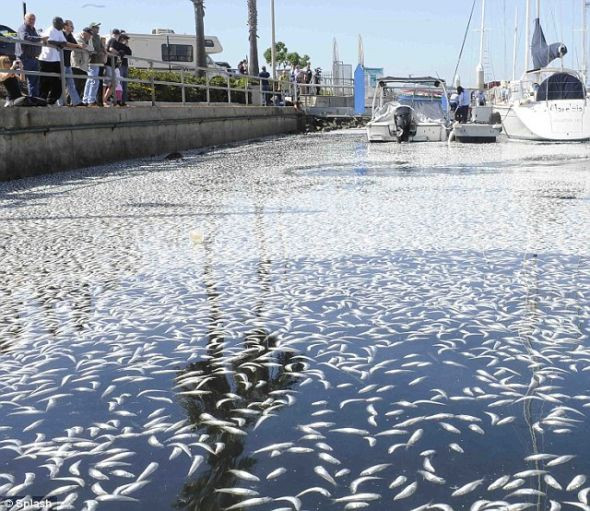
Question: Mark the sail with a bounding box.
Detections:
[531,18,567,69]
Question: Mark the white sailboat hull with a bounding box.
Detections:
[495,100,590,141]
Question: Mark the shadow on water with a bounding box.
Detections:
[174,207,302,511]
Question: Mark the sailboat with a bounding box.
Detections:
[494,0,590,142]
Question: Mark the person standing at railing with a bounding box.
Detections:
[60,20,84,106]
[117,33,132,106]
[83,23,106,107]
[72,27,94,103]
[259,65,271,106]
[304,64,312,95]
[313,67,321,95]
[105,31,131,106]
[102,29,121,106]
[16,13,44,98]
[38,17,70,105]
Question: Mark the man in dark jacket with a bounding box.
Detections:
[16,13,44,97]
[259,66,271,106]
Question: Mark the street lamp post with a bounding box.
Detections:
[270,0,276,79]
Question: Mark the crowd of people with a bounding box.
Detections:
[1,13,326,109]
[1,13,132,107]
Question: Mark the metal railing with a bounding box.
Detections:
[0,35,353,108]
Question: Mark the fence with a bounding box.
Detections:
[0,35,354,108]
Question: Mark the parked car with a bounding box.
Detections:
[0,25,17,56]
[215,61,239,76]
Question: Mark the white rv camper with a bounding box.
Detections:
[126,29,224,70]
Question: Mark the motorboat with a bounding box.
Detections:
[367,77,451,143]
[449,105,502,143]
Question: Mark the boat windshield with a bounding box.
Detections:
[535,73,585,101]
[377,86,446,121]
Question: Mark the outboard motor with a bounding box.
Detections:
[393,106,415,143]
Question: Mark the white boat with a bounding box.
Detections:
[449,106,502,143]
[493,1,590,142]
[494,68,590,141]
[367,77,451,143]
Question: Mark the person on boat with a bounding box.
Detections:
[455,86,470,123]
[476,90,486,106]
[449,92,459,112]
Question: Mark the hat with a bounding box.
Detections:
[112,28,121,35]
[82,27,93,34]
[89,22,101,28]
[119,33,130,40]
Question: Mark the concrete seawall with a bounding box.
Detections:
[0,105,303,181]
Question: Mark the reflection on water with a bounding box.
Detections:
[0,134,588,510]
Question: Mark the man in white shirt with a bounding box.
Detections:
[38,17,69,104]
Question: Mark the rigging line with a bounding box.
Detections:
[452,0,478,86]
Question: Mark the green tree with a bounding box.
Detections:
[286,52,300,68]
[264,42,311,69]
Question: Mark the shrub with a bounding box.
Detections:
[127,68,255,104]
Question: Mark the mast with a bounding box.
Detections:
[524,0,531,72]
[476,0,486,90]
[512,6,518,80]
[271,0,276,80]
[583,0,588,84]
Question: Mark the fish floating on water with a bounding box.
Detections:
[0,136,589,509]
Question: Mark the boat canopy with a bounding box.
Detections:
[536,72,585,101]
[378,76,445,86]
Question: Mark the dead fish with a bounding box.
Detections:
[296,487,331,498]
[389,476,408,489]
[544,474,562,490]
[216,488,260,497]
[359,464,390,476]
[488,475,510,491]
[451,479,484,497]
[547,455,575,467]
[334,493,381,503]
[314,466,337,486]
[418,470,445,485]
[187,455,204,478]
[229,469,260,482]
[394,482,418,500]
[350,476,381,494]
[449,443,464,454]
[567,475,587,492]
[406,429,424,448]
[225,497,273,510]
[266,468,287,480]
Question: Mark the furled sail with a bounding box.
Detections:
[531,18,567,69]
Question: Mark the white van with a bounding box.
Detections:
[126,29,224,70]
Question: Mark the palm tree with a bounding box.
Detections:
[247,0,259,75]
[191,0,208,77]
